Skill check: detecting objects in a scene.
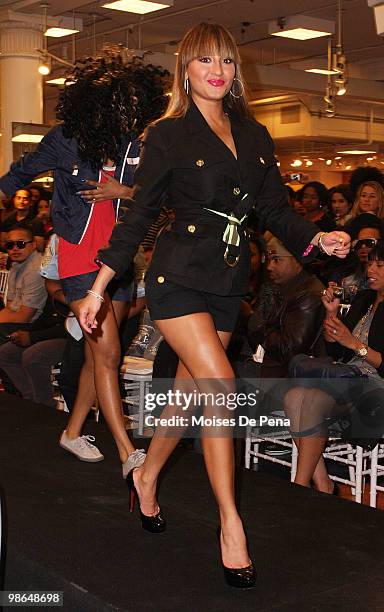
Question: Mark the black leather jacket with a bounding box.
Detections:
[248,270,325,377]
[99,101,319,296]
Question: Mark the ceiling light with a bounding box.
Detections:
[291,159,303,167]
[366,156,374,161]
[102,0,173,14]
[305,160,313,166]
[346,164,352,170]
[269,15,335,40]
[38,57,51,75]
[336,144,379,155]
[336,84,347,96]
[249,95,294,106]
[305,68,339,75]
[326,159,332,165]
[11,123,50,144]
[334,156,342,160]
[45,77,66,85]
[318,157,325,161]
[45,27,79,37]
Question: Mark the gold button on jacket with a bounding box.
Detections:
[187,224,196,233]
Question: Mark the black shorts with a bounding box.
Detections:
[145,277,242,332]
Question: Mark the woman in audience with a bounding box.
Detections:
[79,23,350,588]
[301,181,336,232]
[0,49,168,477]
[350,181,384,219]
[284,241,384,494]
[329,184,354,227]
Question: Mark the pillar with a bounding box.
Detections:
[0,19,43,174]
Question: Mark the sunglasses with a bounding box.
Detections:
[353,238,378,250]
[5,240,33,250]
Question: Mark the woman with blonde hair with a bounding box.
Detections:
[79,22,350,588]
[351,181,384,219]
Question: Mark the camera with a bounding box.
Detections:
[332,286,344,299]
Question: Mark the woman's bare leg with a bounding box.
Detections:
[67,295,135,462]
[285,388,334,492]
[134,312,250,568]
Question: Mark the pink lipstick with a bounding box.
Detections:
[208,79,225,87]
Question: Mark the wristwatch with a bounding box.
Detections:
[355,343,368,359]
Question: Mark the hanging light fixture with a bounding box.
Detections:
[38,3,51,75]
[333,0,348,96]
[102,0,173,14]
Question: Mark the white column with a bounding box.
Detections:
[0,20,43,174]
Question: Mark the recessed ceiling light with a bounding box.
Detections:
[326,159,332,165]
[45,77,67,85]
[346,165,352,170]
[102,0,173,14]
[334,156,342,160]
[336,144,379,155]
[45,28,79,37]
[291,159,303,167]
[305,68,339,75]
[269,15,334,40]
[305,160,313,166]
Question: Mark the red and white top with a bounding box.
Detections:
[58,167,116,279]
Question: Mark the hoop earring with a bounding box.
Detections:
[184,76,189,95]
[230,77,244,99]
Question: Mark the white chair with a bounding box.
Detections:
[120,356,153,436]
[369,442,384,507]
[0,269,9,304]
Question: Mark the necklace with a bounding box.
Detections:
[352,304,373,344]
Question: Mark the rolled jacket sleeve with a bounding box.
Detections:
[256,128,319,262]
[97,125,171,277]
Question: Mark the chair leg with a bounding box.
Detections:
[244,427,251,469]
[355,445,363,503]
[291,440,298,482]
[370,444,379,508]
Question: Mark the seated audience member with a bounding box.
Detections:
[284,241,384,494]
[329,184,354,227]
[36,198,53,238]
[0,285,68,407]
[301,181,336,232]
[0,189,45,251]
[349,180,384,221]
[0,227,47,342]
[235,236,325,378]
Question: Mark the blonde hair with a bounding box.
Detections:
[351,181,384,219]
[160,23,252,121]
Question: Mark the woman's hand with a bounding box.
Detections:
[77,172,133,203]
[323,315,356,349]
[321,285,341,315]
[320,231,350,258]
[78,294,102,332]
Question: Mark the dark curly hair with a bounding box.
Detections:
[302,181,330,208]
[349,166,384,198]
[56,46,169,170]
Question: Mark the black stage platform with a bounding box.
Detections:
[1,394,384,612]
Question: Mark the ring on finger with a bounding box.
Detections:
[333,329,337,335]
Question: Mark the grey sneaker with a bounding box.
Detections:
[122,448,146,479]
[60,430,104,462]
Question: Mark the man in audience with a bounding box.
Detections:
[245,236,325,378]
[0,189,45,251]
[0,227,47,342]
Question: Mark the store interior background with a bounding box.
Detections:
[1,0,384,188]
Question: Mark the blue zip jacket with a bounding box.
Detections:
[0,125,141,244]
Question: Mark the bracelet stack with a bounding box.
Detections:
[86,289,105,303]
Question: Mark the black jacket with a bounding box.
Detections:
[248,270,325,377]
[326,289,384,378]
[0,126,140,244]
[99,102,319,296]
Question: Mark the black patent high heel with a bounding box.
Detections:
[126,470,166,534]
[218,529,257,589]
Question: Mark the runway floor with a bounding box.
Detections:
[1,394,383,612]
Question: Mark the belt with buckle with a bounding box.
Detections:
[203,204,248,267]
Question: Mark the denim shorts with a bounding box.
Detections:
[61,271,134,303]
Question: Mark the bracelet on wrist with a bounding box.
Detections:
[317,232,333,256]
[86,289,105,303]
